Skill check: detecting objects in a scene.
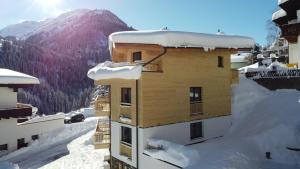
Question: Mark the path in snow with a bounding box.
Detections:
[0,117,108,169]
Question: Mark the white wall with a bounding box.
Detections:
[289,43,299,65]
[111,121,137,168]
[0,87,17,109]
[138,116,232,169]
[0,116,64,156]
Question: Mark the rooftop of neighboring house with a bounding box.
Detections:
[0,68,40,85]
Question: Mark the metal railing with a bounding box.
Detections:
[245,69,300,79]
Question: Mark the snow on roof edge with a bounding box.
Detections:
[0,68,40,85]
[272,9,287,21]
[109,30,255,54]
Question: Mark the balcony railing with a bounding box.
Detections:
[143,63,162,72]
[281,22,300,43]
[120,105,132,119]
[245,69,300,79]
[95,96,110,117]
[120,143,132,159]
[94,120,110,149]
[190,102,203,115]
[0,103,32,118]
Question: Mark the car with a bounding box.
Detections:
[64,113,85,124]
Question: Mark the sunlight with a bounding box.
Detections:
[34,0,62,8]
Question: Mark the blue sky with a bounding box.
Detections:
[0,0,278,45]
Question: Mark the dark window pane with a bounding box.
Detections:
[190,87,202,102]
[0,144,8,151]
[121,88,131,104]
[190,122,203,139]
[133,52,142,62]
[121,126,132,145]
[218,56,224,68]
[32,135,39,140]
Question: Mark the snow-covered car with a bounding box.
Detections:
[64,114,85,124]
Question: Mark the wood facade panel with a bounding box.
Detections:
[96,44,235,128]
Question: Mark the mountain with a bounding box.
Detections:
[0,9,134,114]
[0,21,41,39]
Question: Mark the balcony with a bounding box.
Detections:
[120,143,132,159]
[95,96,110,117]
[190,102,203,115]
[0,103,32,118]
[281,22,300,43]
[143,62,163,72]
[94,120,110,149]
[120,104,132,120]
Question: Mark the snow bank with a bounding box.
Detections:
[0,69,39,84]
[239,61,288,73]
[186,76,300,169]
[231,53,251,63]
[18,113,65,125]
[87,61,142,80]
[144,139,200,168]
[109,30,255,53]
[272,9,287,21]
[0,162,19,169]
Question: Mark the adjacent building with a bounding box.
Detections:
[0,69,64,157]
[88,30,254,169]
[272,0,300,67]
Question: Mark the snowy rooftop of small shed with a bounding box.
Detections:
[109,30,255,52]
[272,9,287,21]
[0,69,40,84]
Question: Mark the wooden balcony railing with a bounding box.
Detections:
[94,120,110,149]
[120,105,132,119]
[120,143,132,158]
[190,102,203,115]
[143,63,162,72]
[0,103,32,118]
[281,22,300,43]
[95,96,110,117]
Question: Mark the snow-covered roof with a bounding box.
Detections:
[87,61,142,80]
[278,0,288,4]
[0,69,40,85]
[272,9,287,21]
[231,53,251,63]
[109,30,255,53]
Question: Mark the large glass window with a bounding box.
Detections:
[0,144,8,151]
[121,126,132,146]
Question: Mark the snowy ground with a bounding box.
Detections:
[0,117,108,169]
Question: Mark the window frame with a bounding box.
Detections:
[218,56,224,68]
[121,126,132,146]
[132,51,142,62]
[190,87,202,103]
[190,122,203,140]
[32,135,39,141]
[0,144,8,151]
[121,88,132,106]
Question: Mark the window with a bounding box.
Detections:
[32,135,39,140]
[121,126,132,146]
[190,122,203,139]
[190,87,202,102]
[132,52,142,62]
[218,56,224,68]
[121,88,131,105]
[0,144,8,151]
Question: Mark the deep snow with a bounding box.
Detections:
[0,117,108,169]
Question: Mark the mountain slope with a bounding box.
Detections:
[0,9,134,114]
[0,21,41,39]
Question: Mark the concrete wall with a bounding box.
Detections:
[111,121,137,168]
[289,43,299,65]
[0,87,17,109]
[136,116,231,169]
[0,116,64,156]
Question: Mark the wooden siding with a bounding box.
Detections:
[95,79,137,126]
[120,143,132,158]
[96,44,237,128]
[140,48,233,127]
